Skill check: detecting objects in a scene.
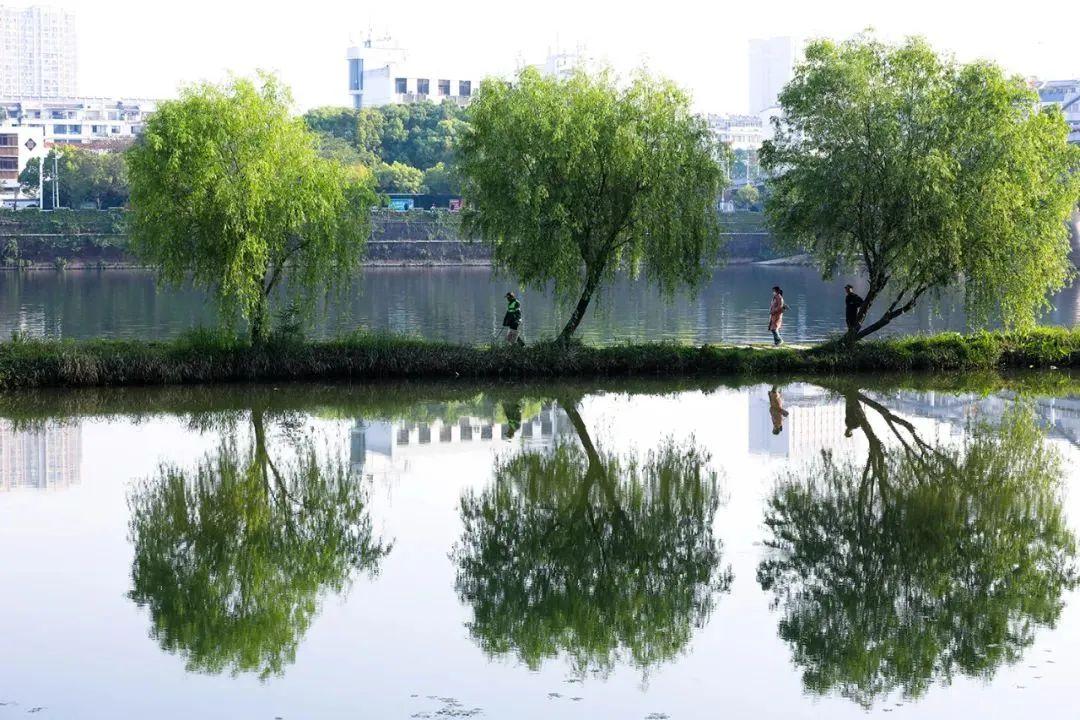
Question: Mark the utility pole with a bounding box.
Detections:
[52,151,59,209]
[38,155,43,210]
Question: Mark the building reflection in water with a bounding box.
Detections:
[0,420,82,491]
[350,402,572,475]
[749,384,847,459]
[748,382,1080,460]
[889,391,1080,448]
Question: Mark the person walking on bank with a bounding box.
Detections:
[844,284,864,335]
[768,286,788,346]
[502,291,525,346]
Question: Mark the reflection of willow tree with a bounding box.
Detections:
[758,390,1078,707]
[453,401,732,676]
[128,410,391,679]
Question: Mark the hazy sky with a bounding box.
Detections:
[20,0,1080,112]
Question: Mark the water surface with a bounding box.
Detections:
[0,377,1078,718]
[2,266,1077,344]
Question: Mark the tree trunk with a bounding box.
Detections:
[250,293,269,345]
[558,270,601,343]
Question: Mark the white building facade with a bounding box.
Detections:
[0,97,156,145]
[706,113,764,151]
[0,5,77,98]
[748,36,802,114]
[347,36,478,109]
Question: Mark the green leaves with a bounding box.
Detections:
[763,34,1080,339]
[127,411,391,679]
[126,73,378,343]
[758,393,1077,707]
[452,404,731,676]
[458,68,726,339]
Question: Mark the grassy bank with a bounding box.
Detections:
[0,327,1078,390]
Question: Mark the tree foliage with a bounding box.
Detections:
[127,409,391,679]
[20,146,128,209]
[422,161,460,195]
[374,161,425,193]
[758,388,1078,707]
[733,184,760,210]
[762,35,1080,340]
[302,101,467,175]
[458,68,727,340]
[452,401,731,676]
[126,74,377,342]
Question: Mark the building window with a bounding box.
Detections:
[458,80,471,97]
[438,79,450,96]
[395,77,408,94]
[0,157,18,170]
[417,78,430,95]
[0,134,17,146]
[349,58,363,91]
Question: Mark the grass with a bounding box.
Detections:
[0,327,1078,391]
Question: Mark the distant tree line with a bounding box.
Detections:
[18,141,131,209]
[303,101,467,194]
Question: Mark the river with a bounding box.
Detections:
[0,377,1078,718]
[2,266,1078,344]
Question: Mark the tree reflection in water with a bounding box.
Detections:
[453,399,732,678]
[758,387,1078,707]
[127,409,391,679]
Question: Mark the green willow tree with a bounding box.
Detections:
[762,35,1080,341]
[758,389,1078,707]
[458,68,726,341]
[452,400,731,676]
[126,74,378,343]
[128,410,391,678]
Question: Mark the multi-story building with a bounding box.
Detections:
[0,121,45,199]
[748,36,802,114]
[0,96,157,145]
[0,5,78,98]
[1035,79,1080,144]
[706,113,764,150]
[346,35,478,109]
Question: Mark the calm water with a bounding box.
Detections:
[2,266,1078,344]
[1,378,1079,718]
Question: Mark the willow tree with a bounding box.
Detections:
[458,68,726,341]
[758,391,1077,707]
[452,401,730,676]
[126,73,377,343]
[128,412,390,678]
[762,35,1080,341]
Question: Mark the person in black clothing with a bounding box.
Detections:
[844,284,864,334]
[502,292,525,345]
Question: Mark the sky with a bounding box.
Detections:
[13,0,1080,113]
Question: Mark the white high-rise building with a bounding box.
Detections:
[748,36,801,114]
[0,5,78,98]
[346,34,477,109]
